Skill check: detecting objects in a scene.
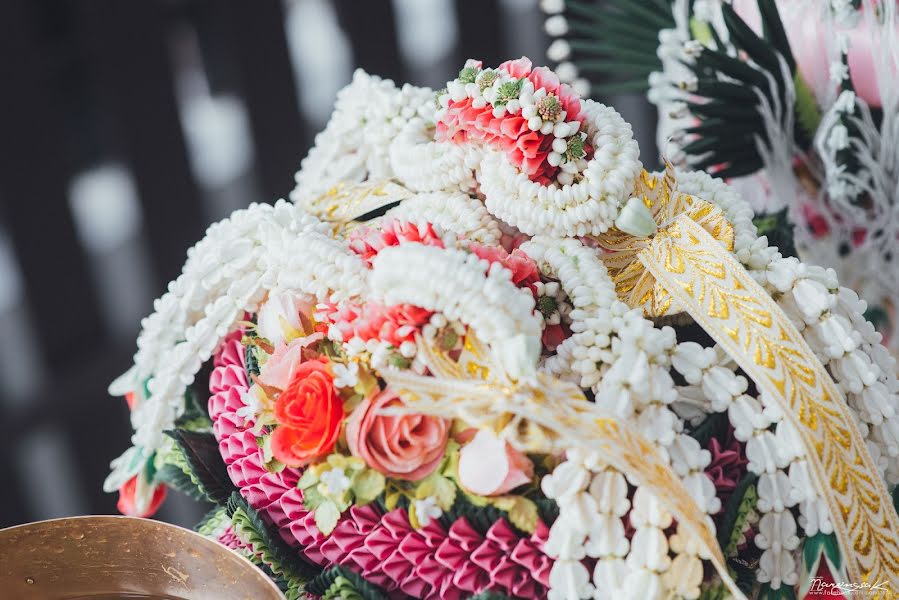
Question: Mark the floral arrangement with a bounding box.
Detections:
[106,56,899,600]
[541,0,899,351]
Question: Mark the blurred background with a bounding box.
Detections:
[0,0,656,529]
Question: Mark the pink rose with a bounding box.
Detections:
[347,388,450,480]
[257,332,324,390]
[457,429,534,496]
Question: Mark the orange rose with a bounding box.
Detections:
[271,358,344,467]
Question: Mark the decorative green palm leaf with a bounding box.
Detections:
[559,0,676,94]
[681,0,814,178]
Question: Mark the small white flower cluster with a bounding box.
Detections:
[291,70,434,207]
[388,126,480,193]
[522,236,617,374]
[480,99,642,238]
[543,450,706,600]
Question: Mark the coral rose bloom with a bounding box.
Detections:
[347,388,450,480]
[271,358,344,467]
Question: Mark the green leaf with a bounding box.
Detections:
[226,492,319,583]
[298,468,320,490]
[690,18,714,46]
[307,566,389,600]
[164,429,236,505]
[415,474,456,511]
[175,385,212,431]
[721,4,783,76]
[500,496,539,534]
[352,469,386,505]
[246,343,260,377]
[757,0,796,72]
[314,501,341,536]
[753,209,798,259]
[688,412,729,447]
[302,485,327,511]
[802,532,842,572]
[195,505,230,537]
[718,473,759,556]
[156,463,208,502]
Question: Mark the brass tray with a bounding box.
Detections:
[0,515,285,599]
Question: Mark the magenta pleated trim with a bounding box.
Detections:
[208,335,553,599]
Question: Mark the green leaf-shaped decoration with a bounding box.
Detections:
[164,429,237,505]
[556,0,676,94]
[307,566,388,600]
[753,209,798,259]
[226,492,319,589]
[156,463,208,502]
[802,532,842,573]
[195,505,230,537]
[717,472,759,556]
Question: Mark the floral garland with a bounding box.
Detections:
[107,57,899,600]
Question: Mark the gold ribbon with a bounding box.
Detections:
[596,170,899,594]
[304,180,413,225]
[599,168,735,318]
[383,335,749,600]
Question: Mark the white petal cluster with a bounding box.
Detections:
[765,255,899,484]
[290,69,434,207]
[543,450,706,600]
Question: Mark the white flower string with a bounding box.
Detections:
[370,243,541,376]
[383,191,503,246]
[291,69,434,208]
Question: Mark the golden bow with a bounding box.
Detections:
[596,168,899,594]
[382,334,748,600]
[596,167,735,318]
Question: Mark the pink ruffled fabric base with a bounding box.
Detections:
[208,334,553,599]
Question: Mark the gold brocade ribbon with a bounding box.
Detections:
[599,168,736,318]
[383,336,749,600]
[304,180,413,226]
[595,170,899,594]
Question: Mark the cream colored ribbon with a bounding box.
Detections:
[637,215,899,593]
[594,167,899,594]
[382,335,749,600]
